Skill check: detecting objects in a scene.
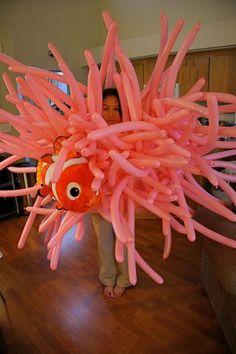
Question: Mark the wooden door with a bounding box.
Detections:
[143,57,156,87]
[131,60,144,89]
[209,49,236,95]
[131,48,236,95]
[178,54,210,96]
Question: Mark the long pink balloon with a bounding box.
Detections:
[0,10,235,285]
[18,196,43,249]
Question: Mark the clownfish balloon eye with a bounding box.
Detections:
[67,182,81,200]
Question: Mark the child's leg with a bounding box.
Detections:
[114,247,131,297]
[116,247,131,288]
[92,214,117,288]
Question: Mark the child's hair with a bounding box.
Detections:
[102,88,121,115]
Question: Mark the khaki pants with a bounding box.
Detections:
[92,214,131,288]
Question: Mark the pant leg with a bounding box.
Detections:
[92,214,117,287]
[116,245,131,288]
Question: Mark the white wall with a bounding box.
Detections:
[0,0,102,82]
[92,0,236,62]
[99,0,236,41]
[1,1,235,75]
[0,0,103,124]
[0,22,15,111]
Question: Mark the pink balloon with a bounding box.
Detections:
[84,50,102,114]
[202,92,236,104]
[110,175,131,243]
[18,196,43,249]
[0,155,21,170]
[0,185,40,197]
[50,240,63,270]
[8,166,36,173]
[165,22,200,98]
[38,209,62,234]
[193,220,236,248]
[113,73,130,122]
[25,75,66,136]
[117,52,142,120]
[100,22,117,85]
[186,77,206,95]
[170,170,196,241]
[120,71,140,121]
[217,176,236,205]
[159,11,169,55]
[88,121,157,141]
[0,10,236,285]
[26,206,57,215]
[3,73,28,116]
[181,178,236,221]
[192,152,218,187]
[10,64,69,85]
[115,239,125,263]
[88,155,105,180]
[214,170,236,183]
[125,186,170,221]
[197,94,219,154]
[218,126,236,138]
[148,18,184,105]
[75,218,85,241]
[43,222,56,245]
[122,129,164,143]
[144,175,172,195]
[48,42,87,95]
[81,141,97,157]
[127,242,137,285]
[162,220,172,259]
[47,212,82,250]
[109,150,149,178]
[215,140,236,149]
[135,251,164,285]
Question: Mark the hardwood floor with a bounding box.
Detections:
[0,214,231,354]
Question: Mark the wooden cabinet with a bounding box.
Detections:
[178,55,209,95]
[209,50,236,95]
[179,48,236,96]
[131,48,236,95]
[132,55,176,89]
[143,57,156,86]
[132,60,144,89]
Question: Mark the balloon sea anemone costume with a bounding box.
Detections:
[0,11,236,285]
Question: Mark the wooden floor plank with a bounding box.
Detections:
[0,214,231,354]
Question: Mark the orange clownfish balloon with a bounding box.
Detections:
[36,137,100,213]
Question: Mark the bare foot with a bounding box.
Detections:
[113,286,126,298]
[104,286,114,297]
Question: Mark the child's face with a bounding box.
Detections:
[102,95,121,125]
